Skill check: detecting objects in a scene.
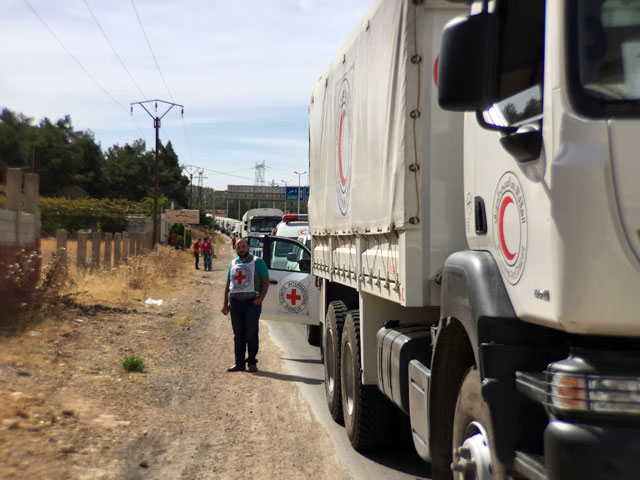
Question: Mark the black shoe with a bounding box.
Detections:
[227,364,245,372]
[247,364,258,372]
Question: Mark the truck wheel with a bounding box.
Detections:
[452,367,507,480]
[324,301,346,423]
[307,324,321,346]
[341,310,394,451]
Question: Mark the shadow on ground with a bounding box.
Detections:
[252,370,323,385]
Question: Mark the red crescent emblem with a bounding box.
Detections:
[498,196,516,261]
[338,109,347,187]
[433,55,439,87]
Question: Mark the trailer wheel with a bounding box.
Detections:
[324,301,347,423]
[307,324,321,346]
[341,310,394,451]
[452,367,507,480]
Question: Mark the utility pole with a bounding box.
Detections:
[181,165,197,209]
[196,169,207,212]
[131,99,184,246]
[293,170,307,215]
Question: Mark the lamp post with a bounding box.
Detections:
[281,179,291,213]
[293,170,307,215]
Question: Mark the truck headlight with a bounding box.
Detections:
[549,373,640,414]
[550,374,587,411]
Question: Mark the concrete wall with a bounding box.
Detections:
[0,169,41,308]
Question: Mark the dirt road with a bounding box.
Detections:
[0,237,352,479]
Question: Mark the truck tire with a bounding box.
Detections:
[324,301,347,423]
[452,367,507,480]
[307,324,321,346]
[341,310,395,451]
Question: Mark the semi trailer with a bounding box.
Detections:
[259,0,640,478]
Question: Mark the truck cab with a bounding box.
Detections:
[241,208,283,240]
[437,1,640,478]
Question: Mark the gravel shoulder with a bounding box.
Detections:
[0,237,352,480]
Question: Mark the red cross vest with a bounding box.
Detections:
[229,257,257,298]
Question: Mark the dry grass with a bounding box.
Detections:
[4,239,194,331]
[69,246,192,308]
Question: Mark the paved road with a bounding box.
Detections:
[265,320,432,480]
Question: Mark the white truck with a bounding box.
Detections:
[240,208,283,240]
[259,0,640,479]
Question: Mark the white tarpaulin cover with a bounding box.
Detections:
[309,0,422,234]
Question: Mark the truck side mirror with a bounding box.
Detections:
[438,13,499,111]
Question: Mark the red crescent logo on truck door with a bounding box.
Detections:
[498,196,516,261]
[492,172,527,285]
[338,109,347,187]
[433,56,439,87]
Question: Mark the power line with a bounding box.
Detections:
[181,163,255,181]
[129,0,197,165]
[22,0,147,141]
[23,0,129,114]
[82,0,147,100]
[130,0,174,102]
[181,117,196,162]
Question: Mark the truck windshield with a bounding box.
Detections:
[250,217,281,233]
[571,0,640,116]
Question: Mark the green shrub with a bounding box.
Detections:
[169,223,191,248]
[121,355,146,373]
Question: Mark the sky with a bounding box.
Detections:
[0,0,373,190]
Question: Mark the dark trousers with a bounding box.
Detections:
[229,298,261,366]
[194,253,200,269]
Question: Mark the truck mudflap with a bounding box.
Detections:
[545,421,640,480]
[408,359,431,462]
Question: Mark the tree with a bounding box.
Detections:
[104,140,154,201]
[0,108,190,206]
[158,141,189,207]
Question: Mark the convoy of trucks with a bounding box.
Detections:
[215,216,242,236]
[260,0,640,479]
[240,208,284,240]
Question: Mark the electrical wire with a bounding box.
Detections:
[82,0,147,100]
[129,0,199,166]
[22,0,148,141]
[23,0,129,115]
[181,163,255,181]
[181,117,196,162]
[130,0,174,102]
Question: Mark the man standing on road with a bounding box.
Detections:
[193,238,201,270]
[221,238,269,372]
[202,237,213,271]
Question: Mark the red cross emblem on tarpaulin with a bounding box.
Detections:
[279,280,309,314]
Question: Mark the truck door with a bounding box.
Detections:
[260,236,319,326]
